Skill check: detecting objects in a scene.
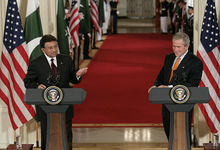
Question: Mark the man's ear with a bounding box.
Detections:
[41,48,45,53]
[185,44,189,49]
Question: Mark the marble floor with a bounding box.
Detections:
[32,127,202,149]
[73,127,167,144]
[72,127,169,149]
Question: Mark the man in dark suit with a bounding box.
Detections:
[168,0,176,34]
[158,0,169,34]
[185,6,194,54]
[148,32,203,144]
[24,34,88,150]
[110,0,119,34]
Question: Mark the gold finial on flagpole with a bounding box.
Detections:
[36,122,39,148]
[14,131,16,144]
[209,131,212,143]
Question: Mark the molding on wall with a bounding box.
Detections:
[127,0,155,18]
[0,106,8,112]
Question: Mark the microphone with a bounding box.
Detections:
[46,72,53,86]
[182,71,187,83]
[173,70,178,84]
[173,70,187,85]
[46,71,60,86]
[180,66,187,83]
[54,73,61,86]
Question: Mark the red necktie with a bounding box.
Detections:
[169,57,180,82]
[51,58,57,77]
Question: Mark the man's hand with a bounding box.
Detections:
[76,67,88,77]
[38,84,46,89]
[148,85,156,93]
[148,85,169,93]
[158,85,169,88]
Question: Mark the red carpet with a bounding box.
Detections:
[73,33,172,127]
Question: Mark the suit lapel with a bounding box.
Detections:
[177,52,190,71]
[56,54,64,76]
[165,54,176,83]
[41,55,53,74]
[167,54,176,72]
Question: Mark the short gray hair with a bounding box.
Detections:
[172,32,190,47]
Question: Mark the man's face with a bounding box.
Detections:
[188,9,193,15]
[172,39,189,57]
[41,41,58,58]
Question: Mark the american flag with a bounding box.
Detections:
[0,0,36,130]
[197,0,220,133]
[69,0,80,48]
[90,0,100,33]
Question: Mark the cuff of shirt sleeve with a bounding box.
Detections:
[76,76,81,80]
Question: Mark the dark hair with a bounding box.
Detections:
[188,6,193,10]
[40,34,57,48]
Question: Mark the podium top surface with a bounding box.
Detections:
[149,87,210,104]
[24,88,86,105]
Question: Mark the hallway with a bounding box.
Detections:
[68,18,200,150]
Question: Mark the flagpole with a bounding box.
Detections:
[209,131,211,143]
[92,28,97,48]
[111,15,113,33]
[36,122,39,147]
[93,29,95,48]
[14,131,16,144]
[75,46,79,71]
[89,33,92,51]
[82,34,85,58]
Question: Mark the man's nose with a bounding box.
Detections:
[52,47,57,51]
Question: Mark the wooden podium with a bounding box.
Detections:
[6,144,33,150]
[204,143,220,150]
[149,87,210,150]
[25,88,86,150]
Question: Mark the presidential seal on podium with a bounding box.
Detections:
[170,85,190,104]
[43,86,63,105]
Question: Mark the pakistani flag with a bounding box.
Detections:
[98,0,105,28]
[79,0,91,34]
[24,0,43,61]
[57,0,69,55]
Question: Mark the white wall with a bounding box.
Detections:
[126,0,155,18]
[118,0,127,16]
[0,106,15,148]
